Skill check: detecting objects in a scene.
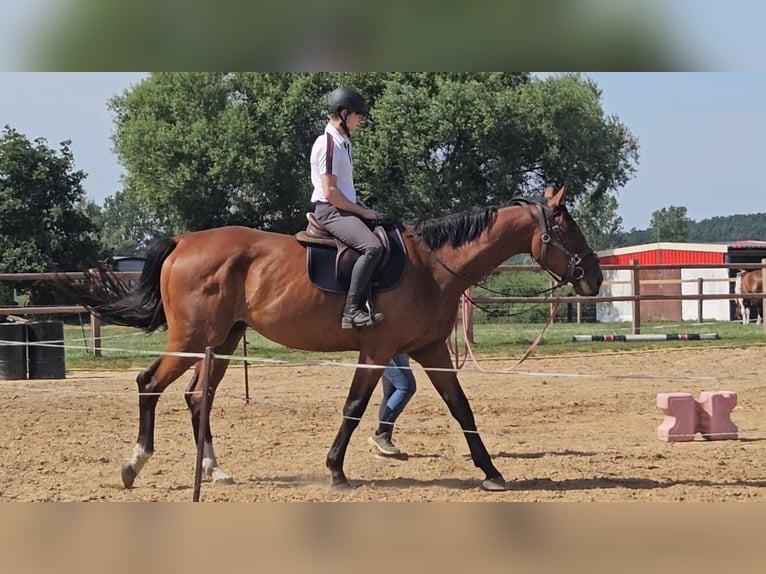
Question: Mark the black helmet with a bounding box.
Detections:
[328,86,368,117]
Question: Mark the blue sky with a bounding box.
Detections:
[0,72,148,208]
[589,72,766,229]
[1,72,765,231]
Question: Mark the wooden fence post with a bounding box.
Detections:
[697,277,704,323]
[631,259,641,335]
[193,346,214,502]
[90,313,102,358]
[762,259,766,334]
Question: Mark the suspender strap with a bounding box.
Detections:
[325,133,334,174]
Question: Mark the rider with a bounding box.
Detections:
[310,86,384,329]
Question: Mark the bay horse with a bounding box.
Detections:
[734,270,763,325]
[58,186,602,492]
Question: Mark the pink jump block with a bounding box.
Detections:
[656,391,738,442]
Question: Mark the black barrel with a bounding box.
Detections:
[26,321,66,379]
[0,322,27,380]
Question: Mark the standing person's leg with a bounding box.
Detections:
[314,204,383,328]
[370,354,416,455]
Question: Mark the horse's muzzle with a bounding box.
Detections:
[573,268,603,297]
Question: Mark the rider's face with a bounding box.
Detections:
[345,111,365,133]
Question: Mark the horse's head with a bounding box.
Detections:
[530,186,603,296]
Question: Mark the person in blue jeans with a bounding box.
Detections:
[368,354,416,456]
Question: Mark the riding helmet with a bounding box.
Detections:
[328,86,368,117]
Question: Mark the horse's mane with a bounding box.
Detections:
[412,206,498,250]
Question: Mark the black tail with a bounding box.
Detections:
[56,238,178,333]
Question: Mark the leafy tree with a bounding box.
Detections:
[110,73,639,238]
[618,213,766,247]
[620,227,654,247]
[650,205,692,242]
[572,192,624,250]
[101,191,174,256]
[0,126,102,303]
[691,213,766,242]
[110,72,332,235]
[358,73,639,220]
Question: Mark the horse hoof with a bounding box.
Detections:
[481,477,508,492]
[212,472,235,485]
[331,480,354,492]
[121,463,137,489]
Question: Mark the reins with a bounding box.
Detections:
[402,197,586,369]
[449,295,560,373]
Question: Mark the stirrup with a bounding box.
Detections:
[341,309,384,329]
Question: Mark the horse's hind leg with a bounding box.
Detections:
[184,323,246,485]
[122,353,198,488]
[411,342,507,491]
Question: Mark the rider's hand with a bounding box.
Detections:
[359,207,379,221]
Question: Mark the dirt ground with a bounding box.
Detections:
[1,345,765,502]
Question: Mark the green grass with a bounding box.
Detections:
[464,319,766,357]
[62,319,766,371]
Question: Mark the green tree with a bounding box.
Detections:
[650,205,692,242]
[100,190,175,255]
[0,126,102,303]
[110,72,332,235]
[572,193,624,250]
[110,73,639,236]
[358,73,638,219]
[691,213,766,242]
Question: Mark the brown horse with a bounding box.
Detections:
[58,186,602,492]
[734,270,764,325]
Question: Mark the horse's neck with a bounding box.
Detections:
[423,205,537,296]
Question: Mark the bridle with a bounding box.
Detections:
[402,197,595,297]
[404,197,597,370]
[514,197,595,290]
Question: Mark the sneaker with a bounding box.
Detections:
[368,432,401,456]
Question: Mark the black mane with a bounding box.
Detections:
[413,207,498,250]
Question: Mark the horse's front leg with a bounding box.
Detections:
[326,358,386,489]
[411,342,507,491]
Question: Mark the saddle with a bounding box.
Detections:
[295,213,407,294]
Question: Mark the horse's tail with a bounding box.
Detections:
[57,238,177,333]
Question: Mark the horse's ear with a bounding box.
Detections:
[546,185,567,208]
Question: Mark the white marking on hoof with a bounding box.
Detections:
[211,468,235,485]
[129,444,152,475]
[202,457,234,485]
[481,477,508,491]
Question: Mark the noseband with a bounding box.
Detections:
[513,198,594,288]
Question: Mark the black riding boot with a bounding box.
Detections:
[342,251,383,329]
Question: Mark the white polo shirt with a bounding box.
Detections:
[310,123,356,204]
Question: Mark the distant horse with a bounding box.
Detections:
[57,186,602,492]
[734,270,763,325]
